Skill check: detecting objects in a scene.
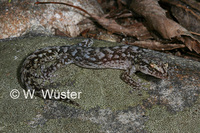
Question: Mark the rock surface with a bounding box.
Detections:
[0,0,103,39]
[0,36,199,132]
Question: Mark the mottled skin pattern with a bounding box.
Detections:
[20,39,168,105]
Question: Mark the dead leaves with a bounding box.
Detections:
[90,14,152,40]
[35,0,200,54]
[130,40,185,51]
[130,0,200,53]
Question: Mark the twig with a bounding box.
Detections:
[35,1,91,16]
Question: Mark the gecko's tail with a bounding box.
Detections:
[19,46,79,106]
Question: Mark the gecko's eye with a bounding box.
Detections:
[150,63,168,74]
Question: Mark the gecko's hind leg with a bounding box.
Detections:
[39,61,79,106]
[40,58,67,80]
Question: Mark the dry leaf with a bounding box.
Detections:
[130,0,200,53]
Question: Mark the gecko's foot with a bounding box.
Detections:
[128,86,140,94]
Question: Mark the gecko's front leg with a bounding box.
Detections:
[120,65,140,89]
[121,71,140,89]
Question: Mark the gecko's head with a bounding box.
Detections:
[137,59,168,79]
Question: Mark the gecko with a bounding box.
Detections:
[20,39,168,106]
